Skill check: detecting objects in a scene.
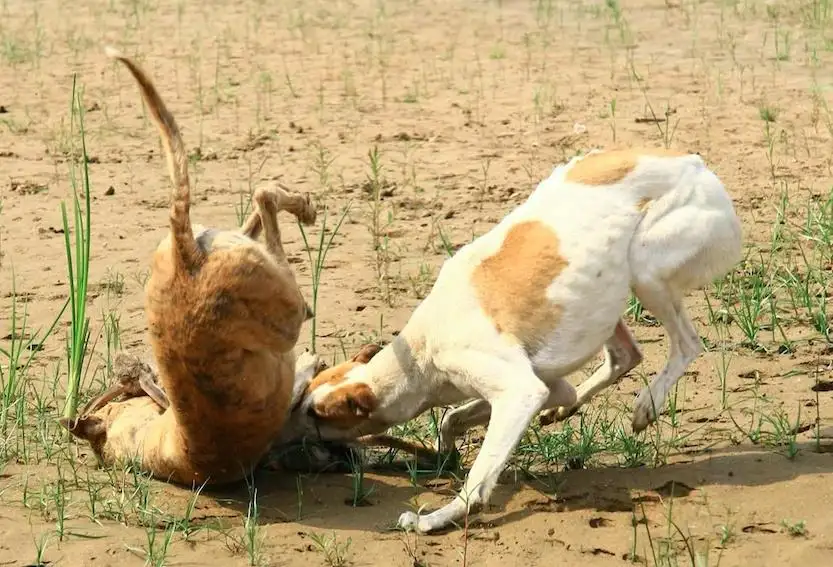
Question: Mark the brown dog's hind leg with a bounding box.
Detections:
[253,185,316,262]
[240,207,263,240]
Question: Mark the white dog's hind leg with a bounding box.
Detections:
[539,319,642,426]
[398,352,550,534]
[438,377,576,455]
[630,281,701,432]
[627,199,738,432]
[438,399,491,456]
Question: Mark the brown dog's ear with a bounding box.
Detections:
[351,343,383,364]
[59,415,105,442]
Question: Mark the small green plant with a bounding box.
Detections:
[718,522,735,547]
[629,61,680,149]
[141,516,176,567]
[308,531,352,567]
[760,403,801,459]
[1,276,65,439]
[243,478,264,566]
[346,447,374,507]
[298,201,352,352]
[780,519,807,537]
[234,154,269,227]
[30,530,51,567]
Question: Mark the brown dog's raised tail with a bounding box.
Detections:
[104,46,201,272]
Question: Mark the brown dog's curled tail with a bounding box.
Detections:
[105,46,201,272]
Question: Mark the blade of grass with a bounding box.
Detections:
[60,73,93,425]
[298,201,352,353]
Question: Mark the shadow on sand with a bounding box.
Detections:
[169,440,833,535]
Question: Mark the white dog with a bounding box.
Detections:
[283,148,743,534]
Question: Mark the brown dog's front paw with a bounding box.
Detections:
[299,194,317,225]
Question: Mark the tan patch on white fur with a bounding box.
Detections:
[565,148,689,186]
[313,382,378,426]
[472,221,568,352]
[305,343,382,394]
[637,197,653,212]
[306,363,359,393]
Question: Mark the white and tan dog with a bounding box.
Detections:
[283,148,743,534]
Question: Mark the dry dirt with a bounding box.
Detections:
[2,0,833,565]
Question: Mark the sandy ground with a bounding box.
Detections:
[2,0,833,565]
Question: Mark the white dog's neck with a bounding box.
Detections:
[359,329,436,423]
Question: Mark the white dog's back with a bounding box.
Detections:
[424,150,733,374]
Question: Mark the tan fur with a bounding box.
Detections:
[471,221,568,353]
[305,344,382,394]
[565,148,688,185]
[312,382,379,427]
[60,48,316,486]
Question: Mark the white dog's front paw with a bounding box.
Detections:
[632,387,661,433]
[398,511,421,533]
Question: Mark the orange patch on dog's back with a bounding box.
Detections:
[472,221,568,353]
[565,148,689,186]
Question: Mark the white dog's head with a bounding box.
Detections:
[279,344,385,443]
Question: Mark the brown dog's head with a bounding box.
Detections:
[59,413,108,459]
[59,397,164,466]
[281,343,387,442]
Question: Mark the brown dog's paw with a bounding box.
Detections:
[113,352,158,394]
[298,193,317,226]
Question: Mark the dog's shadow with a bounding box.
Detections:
[483,441,833,530]
[157,440,833,534]
[176,448,446,534]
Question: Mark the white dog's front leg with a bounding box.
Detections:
[398,353,550,534]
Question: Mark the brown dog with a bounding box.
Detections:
[59,47,317,486]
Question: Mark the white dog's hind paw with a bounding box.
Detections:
[397,511,421,533]
[631,388,661,433]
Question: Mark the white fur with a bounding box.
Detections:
[286,149,743,534]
